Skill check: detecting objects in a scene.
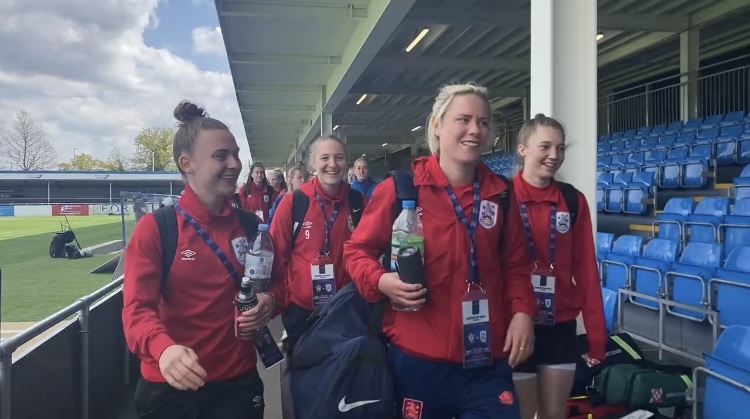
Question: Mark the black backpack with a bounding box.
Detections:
[49,231,76,259]
[290,187,364,245]
[557,181,580,227]
[153,205,259,297]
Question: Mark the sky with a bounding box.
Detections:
[0,0,253,180]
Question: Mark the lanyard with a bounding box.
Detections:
[518,202,557,267]
[174,203,241,283]
[314,191,339,255]
[444,177,481,283]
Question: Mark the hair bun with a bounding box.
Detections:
[174,101,207,124]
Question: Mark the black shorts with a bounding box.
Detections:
[514,320,579,374]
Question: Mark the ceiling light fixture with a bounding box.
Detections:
[596,32,604,41]
[411,126,422,132]
[356,94,367,105]
[381,143,388,147]
[406,28,429,52]
[333,125,339,130]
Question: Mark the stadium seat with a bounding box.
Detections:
[655,133,677,150]
[683,117,704,131]
[702,325,750,419]
[684,197,731,244]
[658,147,690,188]
[605,172,632,213]
[738,124,750,164]
[629,238,679,310]
[622,151,646,174]
[666,242,723,322]
[710,246,750,329]
[602,235,644,291]
[718,110,746,126]
[641,149,666,175]
[701,113,724,128]
[624,171,655,215]
[673,130,697,153]
[596,173,614,212]
[601,287,618,334]
[664,120,684,134]
[637,135,659,152]
[733,165,750,201]
[596,232,615,264]
[653,197,695,244]
[719,198,750,258]
[715,124,744,165]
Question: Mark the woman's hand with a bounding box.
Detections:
[377,272,427,308]
[503,312,534,367]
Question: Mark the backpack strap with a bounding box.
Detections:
[231,192,243,209]
[291,189,310,244]
[154,205,178,297]
[557,181,580,226]
[496,174,512,226]
[235,208,260,240]
[347,189,364,228]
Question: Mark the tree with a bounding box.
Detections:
[132,127,173,171]
[59,153,107,171]
[0,110,57,170]
[102,148,130,171]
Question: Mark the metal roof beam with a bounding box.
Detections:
[598,33,676,67]
[405,7,688,32]
[350,84,528,98]
[290,0,418,166]
[229,53,343,66]
[218,1,368,20]
[371,55,529,71]
[241,104,318,113]
[236,84,322,93]
[335,104,430,114]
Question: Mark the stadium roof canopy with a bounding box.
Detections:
[0,170,184,182]
[216,0,750,167]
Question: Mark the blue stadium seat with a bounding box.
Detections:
[711,246,750,329]
[635,126,651,139]
[673,130,697,152]
[654,197,695,243]
[637,135,659,152]
[733,165,750,201]
[624,171,654,215]
[719,110,746,126]
[666,242,723,321]
[658,147,690,188]
[684,197,731,244]
[596,173,614,212]
[596,232,615,264]
[622,129,637,139]
[664,120,684,134]
[681,145,711,188]
[649,123,667,137]
[701,113,724,128]
[739,124,750,164]
[702,325,750,418]
[641,149,666,175]
[610,141,625,153]
[622,152,646,174]
[715,124,744,165]
[655,133,676,150]
[630,238,679,310]
[719,198,750,258]
[605,172,632,213]
[601,287,618,334]
[683,117,704,131]
[602,235,644,291]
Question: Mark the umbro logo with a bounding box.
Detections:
[181,249,196,261]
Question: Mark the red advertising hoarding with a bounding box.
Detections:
[52,204,89,216]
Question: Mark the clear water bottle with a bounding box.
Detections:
[390,200,424,312]
[244,224,274,293]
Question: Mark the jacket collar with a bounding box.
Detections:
[411,155,509,199]
[513,171,560,204]
[178,184,233,223]
[301,177,347,204]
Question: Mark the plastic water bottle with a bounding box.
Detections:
[244,224,274,293]
[390,200,424,312]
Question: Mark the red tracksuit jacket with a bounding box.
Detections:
[343,156,537,363]
[122,185,285,382]
[513,174,607,360]
[270,178,366,312]
[239,181,277,222]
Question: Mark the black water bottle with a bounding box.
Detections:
[397,246,427,300]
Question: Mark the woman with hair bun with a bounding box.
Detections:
[122,100,282,419]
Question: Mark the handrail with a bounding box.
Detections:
[0,275,124,419]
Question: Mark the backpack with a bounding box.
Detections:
[153,205,260,297]
[49,231,76,259]
[286,169,517,419]
[557,181,580,227]
[570,333,646,398]
[290,187,364,245]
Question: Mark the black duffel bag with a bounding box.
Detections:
[571,332,646,397]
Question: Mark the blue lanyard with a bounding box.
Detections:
[314,191,339,255]
[174,203,241,283]
[518,202,557,266]
[444,177,481,283]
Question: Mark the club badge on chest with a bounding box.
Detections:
[311,253,335,308]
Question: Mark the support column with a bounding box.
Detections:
[109,182,113,203]
[531,0,597,336]
[321,112,333,137]
[680,30,700,121]
[47,181,51,204]
[530,0,598,226]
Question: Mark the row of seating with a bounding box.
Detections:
[596,232,750,330]
[702,325,750,418]
[599,111,750,142]
[652,197,750,257]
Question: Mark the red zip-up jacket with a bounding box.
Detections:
[122,185,285,382]
[239,181,277,222]
[343,156,536,363]
[513,174,607,360]
[270,178,367,312]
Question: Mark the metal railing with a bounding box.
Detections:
[0,275,125,419]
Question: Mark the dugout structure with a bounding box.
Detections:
[119,191,180,245]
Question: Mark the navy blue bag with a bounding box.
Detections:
[288,283,393,419]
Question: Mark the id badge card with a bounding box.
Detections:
[254,325,284,369]
[310,257,336,308]
[461,289,492,369]
[531,267,556,326]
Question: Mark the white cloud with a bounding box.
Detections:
[192,26,225,57]
[0,0,254,182]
